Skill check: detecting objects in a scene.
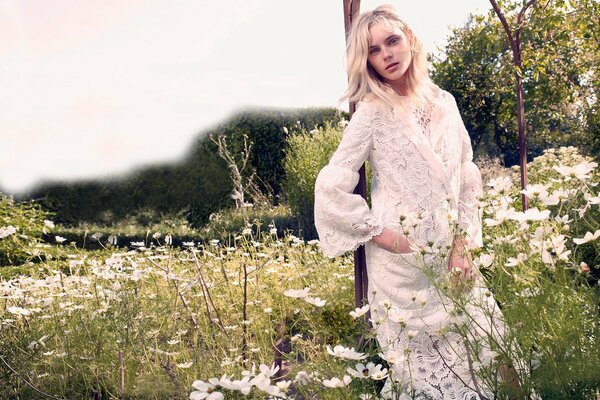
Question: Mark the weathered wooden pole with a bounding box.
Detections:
[342,0,369,328]
[489,0,536,211]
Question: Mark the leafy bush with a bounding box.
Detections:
[0,194,53,266]
[473,146,600,396]
[23,108,343,228]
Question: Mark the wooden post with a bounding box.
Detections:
[118,350,125,399]
[489,0,536,211]
[342,1,370,336]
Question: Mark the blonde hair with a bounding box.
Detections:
[339,4,435,108]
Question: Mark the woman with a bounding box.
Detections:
[314,5,513,399]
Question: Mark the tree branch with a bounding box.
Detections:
[488,0,519,60]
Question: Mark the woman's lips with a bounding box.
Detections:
[386,62,399,71]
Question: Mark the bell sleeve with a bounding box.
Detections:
[456,109,484,249]
[314,102,384,258]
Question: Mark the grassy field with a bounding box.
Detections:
[1,147,600,399]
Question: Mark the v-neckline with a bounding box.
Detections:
[402,96,458,208]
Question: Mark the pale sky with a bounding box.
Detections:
[0,0,487,194]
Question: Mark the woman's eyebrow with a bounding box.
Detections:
[369,34,399,50]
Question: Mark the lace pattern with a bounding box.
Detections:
[314,87,493,398]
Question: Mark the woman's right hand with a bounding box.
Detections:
[371,228,413,254]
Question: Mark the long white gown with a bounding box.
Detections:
[314,84,504,399]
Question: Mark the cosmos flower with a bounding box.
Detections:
[190,379,223,400]
[573,230,600,245]
[553,161,597,180]
[349,304,370,319]
[304,296,326,307]
[322,375,352,388]
[0,225,16,239]
[326,345,367,360]
[347,362,388,380]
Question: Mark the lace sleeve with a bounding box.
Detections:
[456,108,484,249]
[314,102,384,258]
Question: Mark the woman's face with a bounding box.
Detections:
[367,23,412,93]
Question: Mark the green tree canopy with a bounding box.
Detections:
[431,0,599,165]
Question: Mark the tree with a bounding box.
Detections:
[431,0,599,171]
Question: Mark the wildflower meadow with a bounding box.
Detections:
[1,146,599,399]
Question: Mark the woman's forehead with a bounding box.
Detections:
[368,22,404,44]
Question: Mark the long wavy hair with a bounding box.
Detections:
[339,4,435,108]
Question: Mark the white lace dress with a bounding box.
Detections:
[314,86,504,399]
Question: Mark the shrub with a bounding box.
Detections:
[0,194,53,266]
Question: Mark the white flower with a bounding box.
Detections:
[539,191,561,206]
[177,361,194,369]
[183,241,195,247]
[275,380,291,391]
[474,253,494,269]
[322,375,352,388]
[349,304,369,319]
[521,183,550,199]
[263,307,272,314]
[447,209,459,222]
[326,345,367,360]
[258,363,280,379]
[379,349,405,366]
[270,227,278,236]
[251,375,286,397]
[554,215,572,225]
[505,253,528,267]
[584,192,600,205]
[370,367,388,380]
[347,362,388,380]
[412,290,428,306]
[0,225,16,239]
[55,235,67,243]
[7,306,31,316]
[43,220,55,229]
[242,227,252,236]
[283,288,310,299]
[219,376,252,395]
[487,176,513,194]
[407,330,419,339]
[346,362,371,379]
[307,239,319,245]
[131,241,145,247]
[484,207,516,226]
[510,208,550,222]
[304,296,326,307]
[165,234,173,245]
[553,161,597,180]
[388,307,412,325]
[379,299,393,310]
[573,230,600,245]
[190,379,223,400]
[153,232,161,239]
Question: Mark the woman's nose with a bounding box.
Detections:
[383,47,392,59]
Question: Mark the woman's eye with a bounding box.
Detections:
[369,48,379,54]
[388,37,399,45]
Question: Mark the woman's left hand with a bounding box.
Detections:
[448,250,475,281]
[448,237,475,281]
